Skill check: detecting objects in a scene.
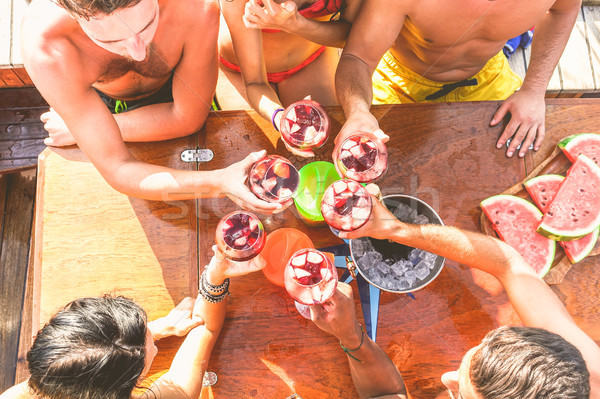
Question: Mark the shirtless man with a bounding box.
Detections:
[335,195,599,398]
[21,0,282,213]
[335,0,581,158]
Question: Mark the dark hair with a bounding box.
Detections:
[27,295,148,399]
[470,326,590,399]
[56,0,144,18]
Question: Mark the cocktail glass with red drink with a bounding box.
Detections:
[284,248,338,317]
[321,179,373,234]
[333,132,388,183]
[215,211,266,262]
[280,100,329,151]
[249,155,299,203]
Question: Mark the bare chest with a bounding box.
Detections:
[405,0,557,46]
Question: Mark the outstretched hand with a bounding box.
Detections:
[220,150,292,214]
[206,245,267,282]
[491,88,546,158]
[148,297,204,341]
[309,282,361,343]
[336,110,388,148]
[338,184,403,241]
[243,0,298,31]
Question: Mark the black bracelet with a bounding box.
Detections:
[199,270,230,303]
[202,269,229,293]
[340,324,365,363]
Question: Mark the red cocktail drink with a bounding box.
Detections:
[321,179,373,232]
[284,248,338,306]
[215,211,266,262]
[334,133,388,183]
[280,100,329,151]
[249,155,299,203]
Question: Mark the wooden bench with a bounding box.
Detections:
[0,0,32,88]
[509,4,600,97]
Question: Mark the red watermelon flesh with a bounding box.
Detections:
[525,174,599,263]
[524,174,564,213]
[537,155,600,241]
[558,133,600,165]
[481,195,555,277]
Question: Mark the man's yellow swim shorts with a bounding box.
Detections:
[372,50,523,104]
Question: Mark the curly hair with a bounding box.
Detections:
[27,295,148,399]
[470,326,590,399]
[55,0,144,18]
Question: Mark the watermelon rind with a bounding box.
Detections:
[523,174,564,213]
[557,133,600,164]
[563,227,599,263]
[481,195,556,278]
[537,155,600,241]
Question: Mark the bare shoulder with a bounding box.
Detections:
[22,1,92,84]
[550,0,583,12]
[0,382,35,399]
[163,0,219,27]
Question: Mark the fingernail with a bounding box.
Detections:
[496,144,502,149]
[491,119,496,124]
[507,151,513,157]
[519,152,524,157]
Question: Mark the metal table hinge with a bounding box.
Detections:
[181,149,214,163]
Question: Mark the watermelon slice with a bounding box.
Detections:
[558,133,600,165]
[537,155,600,241]
[524,174,564,213]
[481,195,556,277]
[525,174,599,263]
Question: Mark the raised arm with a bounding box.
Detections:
[492,0,580,157]
[335,0,406,144]
[340,197,600,396]
[242,0,364,48]
[113,0,219,142]
[310,283,407,399]
[148,247,266,399]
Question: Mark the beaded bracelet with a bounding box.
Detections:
[202,269,229,293]
[271,108,284,132]
[199,270,230,303]
[340,323,365,363]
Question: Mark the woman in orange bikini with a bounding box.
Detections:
[217,0,362,156]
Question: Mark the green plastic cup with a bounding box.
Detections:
[294,161,341,226]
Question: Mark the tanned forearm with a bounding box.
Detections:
[114,101,211,142]
[287,17,351,48]
[335,53,374,117]
[246,82,283,123]
[521,2,579,94]
[339,323,407,399]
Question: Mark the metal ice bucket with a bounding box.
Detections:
[347,194,446,294]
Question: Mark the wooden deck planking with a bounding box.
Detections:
[0,169,36,393]
[0,88,47,172]
[557,8,596,94]
[584,5,600,89]
[0,0,11,68]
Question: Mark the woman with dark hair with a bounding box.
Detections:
[1,246,265,399]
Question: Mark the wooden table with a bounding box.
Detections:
[23,100,600,399]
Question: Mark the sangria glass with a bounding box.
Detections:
[280,100,329,151]
[321,179,373,233]
[284,248,338,317]
[333,132,388,183]
[249,155,299,203]
[215,211,266,262]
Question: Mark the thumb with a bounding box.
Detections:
[309,303,325,323]
[243,150,267,167]
[44,137,54,146]
[373,128,389,143]
[490,102,509,126]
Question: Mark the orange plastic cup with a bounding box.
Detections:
[261,228,314,287]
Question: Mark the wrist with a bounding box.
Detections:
[339,322,363,349]
[205,263,226,286]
